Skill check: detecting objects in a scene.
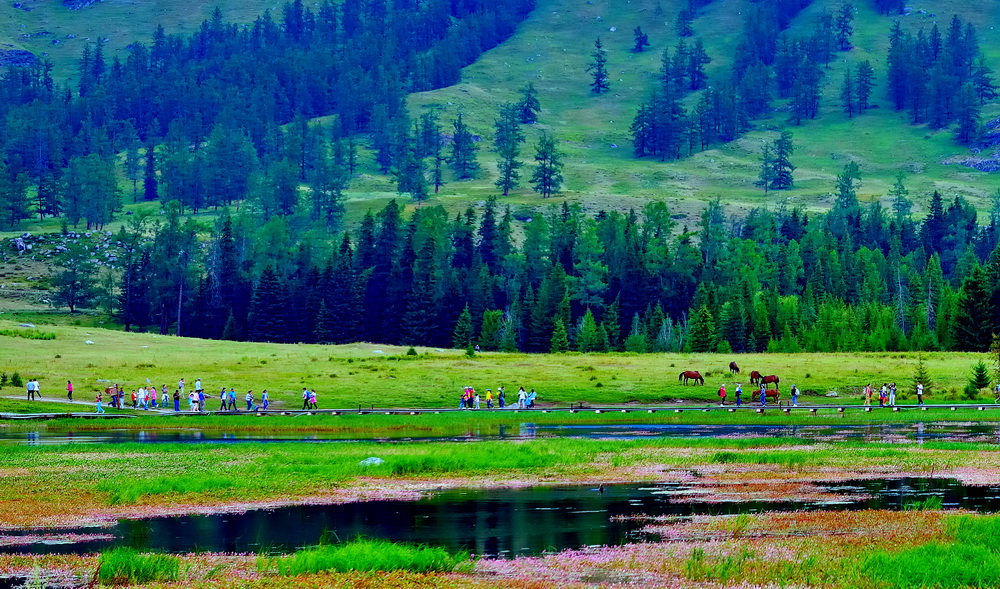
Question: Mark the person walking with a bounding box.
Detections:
[301,388,310,410]
[95,391,105,414]
[498,387,506,408]
[245,390,254,411]
[528,389,537,408]
[178,378,185,397]
[863,384,872,406]
[227,388,237,411]
[219,388,228,411]
[66,380,73,402]
[309,389,318,409]
[517,387,527,409]
[32,378,41,398]
[916,381,924,405]
[173,389,180,412]
[879,385,887,407]
[26,378,34,400]
[485,389,493,409]
[473,391,481,409]
[735,384,743,407]
[759,384,767,407]
[261,390,269,411]
[718,384,727,406]
[791,384,799,407]
[161,386,169,408]
[889,383,897,407]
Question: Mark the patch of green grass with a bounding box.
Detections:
[262,539,472,576]
[96,475,237,505]
[0,328,55,340]
[97,547,179,586]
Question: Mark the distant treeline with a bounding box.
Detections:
[0,0,535,228]
[66,174,1000,354]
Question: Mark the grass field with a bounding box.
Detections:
[0,320,994,414]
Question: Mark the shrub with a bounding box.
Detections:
[10,373,23,388]
[406,347,418,356]
[98,548,179,585]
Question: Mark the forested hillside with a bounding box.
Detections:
[2,0,1000,355]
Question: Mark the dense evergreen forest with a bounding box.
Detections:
[46,178,1000,354]
[4,0,1000,355]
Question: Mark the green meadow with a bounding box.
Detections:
[0,320,995,414]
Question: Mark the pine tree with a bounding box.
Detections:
[221,310,240,341]
[576,308,601,352]
[855,60,876,110]
[624,313,648,353]
[449,113,480,179]
[954,83,981,145]
[675,9,694,37]
[248,267,288,343]
[516,82,542,124]
[479,310,504,350]
[313,300,336,344]
[494,104,525,196]
[393,129,429,201]
[632,26,650,53]
[955,264,993,351]
[688,305,717,353]
[529,133,564,198]
[452,304,474,348]
[769,131,795,190]
[840,70,855,118]
[834,3,854,51]
[687,39,711,90]
[143,143,158,202]
[550,318,570,352]
[587,37,610,94]
[971,360,991,390]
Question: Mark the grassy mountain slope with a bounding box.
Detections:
[0,0,275,76]
[1,0,999,236]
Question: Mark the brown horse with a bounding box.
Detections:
[762,375,780,389]
[749,370,762,386]
[764,388,780,402]
[678,371,705,385]
[729,361,740,375]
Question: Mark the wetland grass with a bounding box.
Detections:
[263,539,472,575]
[97,547,179,585]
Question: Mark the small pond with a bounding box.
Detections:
[6,477,1000,557]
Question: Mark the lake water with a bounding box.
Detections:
[6,477,1000,557]
[4,421,1000,446]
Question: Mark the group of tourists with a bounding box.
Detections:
[459,386,537,409]
[80,378,275,413]
[716,383,802,407]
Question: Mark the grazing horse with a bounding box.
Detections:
[729,361,740,375]
[678,371,705,385]
[749,370,763,386]
[762,375,780,389]
[764,388,781,403]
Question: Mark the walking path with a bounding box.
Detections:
[1,398,999,419]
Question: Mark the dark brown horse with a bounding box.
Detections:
[749,370,762,386]
[763,388,780,402]
[678,371,705,385]
[729,361,740,375]
[762,375,780,389]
